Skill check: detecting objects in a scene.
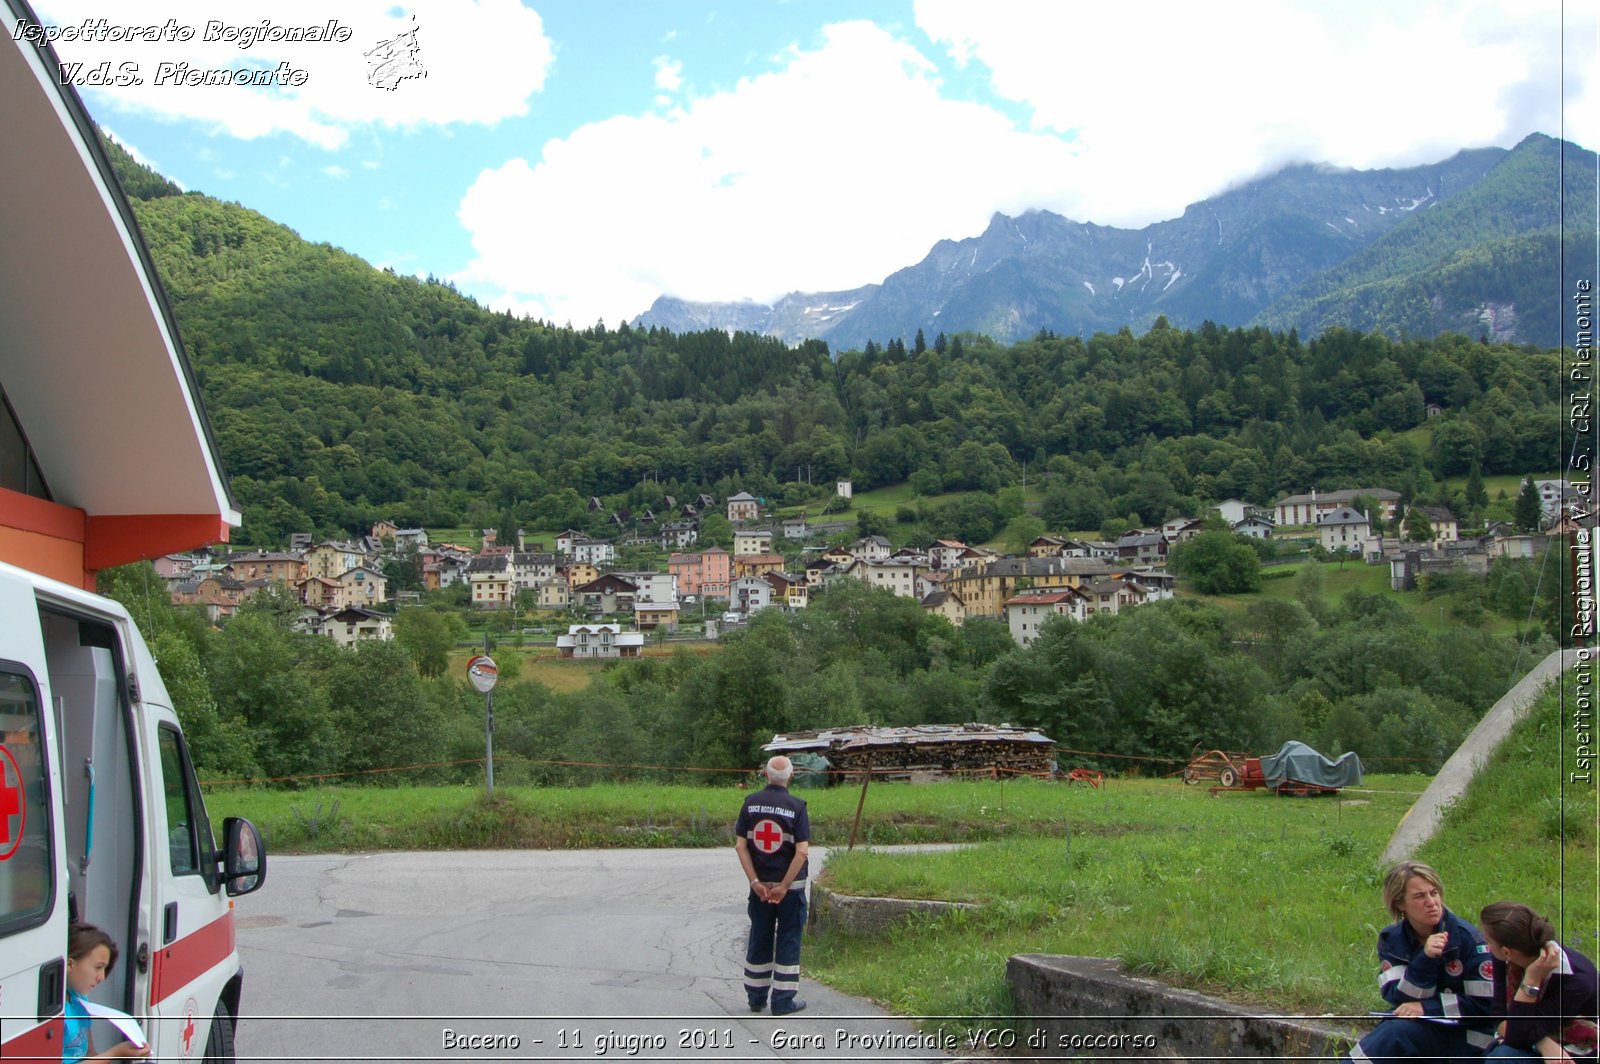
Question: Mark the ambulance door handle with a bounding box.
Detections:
[163,901,179,944]
[37,957,64,1023]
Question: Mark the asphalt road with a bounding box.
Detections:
[234,848,972,1063]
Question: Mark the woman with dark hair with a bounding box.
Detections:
[1478,901,1598,1061]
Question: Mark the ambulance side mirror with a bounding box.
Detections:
[221,817,266,897]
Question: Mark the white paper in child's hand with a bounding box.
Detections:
[81,1000,150,1047]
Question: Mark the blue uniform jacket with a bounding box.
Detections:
[735,783,810,885]
[1376,907,1496,1028]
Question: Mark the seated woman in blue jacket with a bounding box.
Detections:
[1478,901,1598,1061]
[1346,861,1497,1062]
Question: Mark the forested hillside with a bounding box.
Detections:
[104,138,1564,546]
[1258,134,1597,342]
[91,139,1577,789]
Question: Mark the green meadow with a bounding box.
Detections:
[810,685,1595,1025]
[203,683,1593,1033]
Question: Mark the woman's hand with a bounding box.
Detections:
[1525,942,1561,985]
[1423,932,1449,959]
[1392,1002,1425,1019]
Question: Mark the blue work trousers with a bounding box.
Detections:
[744,885,806,1009]
[1348,1017,1487,1062]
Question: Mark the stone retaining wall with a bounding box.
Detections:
[809,883,980,936]
[1009,954,1356,1061]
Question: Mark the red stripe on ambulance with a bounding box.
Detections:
[150,911,236,1005]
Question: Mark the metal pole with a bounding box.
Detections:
[484,634,495,798]
[485,689,495,798]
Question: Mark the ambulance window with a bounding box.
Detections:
[157,725,212,879]
[0,668,54,935]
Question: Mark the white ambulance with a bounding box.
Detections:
[0,560,265,1061]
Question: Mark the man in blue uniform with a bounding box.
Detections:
[735,755,811,1015]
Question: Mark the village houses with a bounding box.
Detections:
[1316,507,1374,554]
[734,552,786,580]
[726,491,760,522]
[557,623,644,659]
[1273,488,1400,527]
[317,606,395,647]
[729,575,775,614]
[733,527,775,555]
[304,540,367,581]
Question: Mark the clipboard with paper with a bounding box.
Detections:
[1367,1010,1461,1025]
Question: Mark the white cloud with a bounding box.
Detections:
[33,0,554,148]
[653,56,683,92]
[912,0,1594,227]
[457,19,1081,327]
[323,164,350,179]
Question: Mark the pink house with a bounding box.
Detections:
[700,545,730,597]
[669,546,731,598]
[668,552,701,595]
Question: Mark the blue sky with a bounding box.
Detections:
[27,0,1599,329]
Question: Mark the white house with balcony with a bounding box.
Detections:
[572,538,616,565]
[730,575,775,614]
[733,527,775,555]
[556,623,644,658]
[846,556,926,599]
[316,606,395,646]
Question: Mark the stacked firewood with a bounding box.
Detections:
[766,724,1056,781]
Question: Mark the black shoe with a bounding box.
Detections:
[748,1001,766,1013]
[771,999,807,1016]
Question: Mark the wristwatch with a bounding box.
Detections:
[1520,982,1541,997]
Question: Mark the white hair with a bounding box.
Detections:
[765,756,794,784]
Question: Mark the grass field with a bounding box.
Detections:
[201,682,1593,1036]
[1444,471,1565,502]
[440,642,706,692]
[1179,557,1539,636]
[772,481,1045,537]
[809,685,1595,1025]
[204,770,1191,853]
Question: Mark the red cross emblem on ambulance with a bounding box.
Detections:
[0,745,24,861]
[751,818,786,854]
[181,997,199,1057]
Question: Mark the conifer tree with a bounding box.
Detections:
[1514,475,1543,531]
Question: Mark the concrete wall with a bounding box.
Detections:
[1009,954,1354,1061]
[1381,647,1581,866]
[809,884,978,936]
